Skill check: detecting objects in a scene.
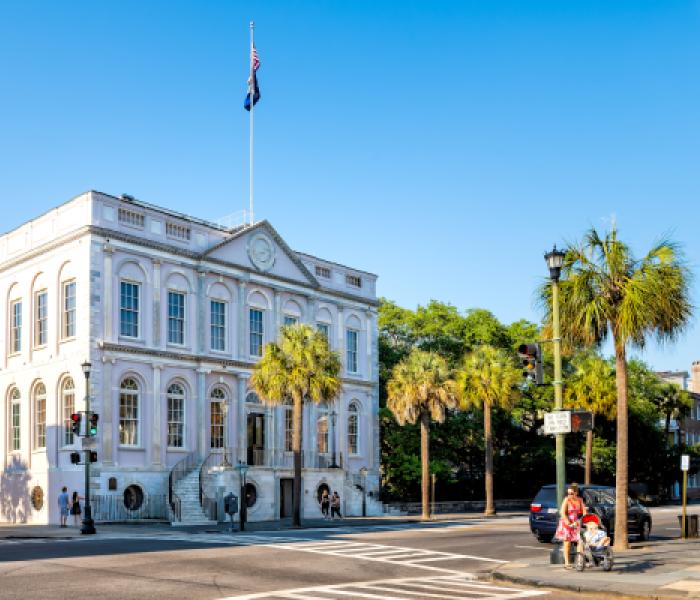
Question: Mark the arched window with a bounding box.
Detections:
[246,392,260,404]
[34,382,46,449]
[317,415,329,454]
[284,405,293,452]
[167,383,185,448]
[210,388,225,449]
[348,402,359,455]
[61,378,75,446]
[119,378,139,446]
[8,388,20,452]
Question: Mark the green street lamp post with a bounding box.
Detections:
[545,246,566,562]
[360,467,368,518]
[236,461,249,532]
[80,360,96,535]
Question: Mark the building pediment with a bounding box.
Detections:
[204,221,318,287]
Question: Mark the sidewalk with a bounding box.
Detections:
[489,538,700,599]
[0,511,526,538]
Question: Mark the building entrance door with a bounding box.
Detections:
[280,478,294,518]
[247,413,265,465]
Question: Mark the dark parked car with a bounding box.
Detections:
[529,484,652,543]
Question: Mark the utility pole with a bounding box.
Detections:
[80,361,96,535]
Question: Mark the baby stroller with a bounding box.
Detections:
[575,514,614,572]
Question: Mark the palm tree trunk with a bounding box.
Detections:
[421,411,430,520]
[292,393,304,527]
[484,405,495,516]
[613,343,629,550]
[585,429,593,485]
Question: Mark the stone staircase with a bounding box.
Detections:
[170,466,216,527]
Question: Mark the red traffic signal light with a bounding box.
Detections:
[71,413,82,436]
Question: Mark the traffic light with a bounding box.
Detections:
[89,413,99,437]
[71,413,82,436]
[70,451,81,464]
[571,411,594,433]
[88,451,98,463]
[518,343,544,385]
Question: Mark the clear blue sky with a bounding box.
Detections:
[1,1,699,372]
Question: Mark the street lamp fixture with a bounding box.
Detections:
[236,461,249,531]
[359,467,368,518]
[544,246,566,563]
[80,360,96,535]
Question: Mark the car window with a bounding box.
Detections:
[532,487,557,506]
[588,490,615,505]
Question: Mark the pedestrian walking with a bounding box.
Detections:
[70,491,83,526]
[330,491,342,520]
[554,483,587,568]
[320,489,330,519]
[58,486,70,528]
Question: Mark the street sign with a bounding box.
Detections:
[81,436,97,450]
[544,411,571,435]
[682,455,690,471]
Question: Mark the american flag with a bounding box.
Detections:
[251,45,260,71]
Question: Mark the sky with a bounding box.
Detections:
[1,1,699,372]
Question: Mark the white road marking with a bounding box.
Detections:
[219,574,548,599]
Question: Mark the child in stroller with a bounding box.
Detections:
[575,514,613,572]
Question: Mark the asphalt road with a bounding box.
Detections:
[0,507,682,599]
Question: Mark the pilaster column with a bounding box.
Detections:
[152,260,162,348]
[227,374,236,463]
[365,309,374,380]
[336,307,345,372]
[102,357,115,465]
[305,297,316,325]
[103,244,114,342]
[196,368,209,459]
[237,374,249,463]
[237,282,247,359]
[273,291,282,337]
[152,364,163,466]
[197,270,206,354]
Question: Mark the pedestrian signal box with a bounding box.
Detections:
[570,411,594,433]
[70,451,81,464]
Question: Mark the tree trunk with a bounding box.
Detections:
[665,413,671,445]
[292,393,304,528]
[585,429,593,485]
[484,404,495,516]
[420,411,430,521]
[613,344,629,550]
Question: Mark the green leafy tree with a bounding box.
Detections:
[250,324,341,527]
[456,345,521,515]
[654,382,692,443]
[564,353,617,484]
[540,227,692,549]
[387,349,457,519]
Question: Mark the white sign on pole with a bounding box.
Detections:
[544,411,571,435]
[681,454,690,471]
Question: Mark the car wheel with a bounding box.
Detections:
[639,519,651,541]
[537,535,553,544]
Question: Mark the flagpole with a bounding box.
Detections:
[249,20,255,226]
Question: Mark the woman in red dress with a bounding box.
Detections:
[555,483,587,568]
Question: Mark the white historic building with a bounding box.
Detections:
[0,191,380,524]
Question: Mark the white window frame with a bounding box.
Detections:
[316,322,330,344]
[9,388,20,452]
[249,308,264,357]
[166,383,186,449]
[317,414,329,454]
[33,383,46,449]
[167,290,186,345]
[210,300,227,352]
[34,290,48,348]
[283,315,298,327]
[284,406,293,452]
[346,329,359,374]
[119,378,140,446]
[119,281,140,338]
[210,388,226,449]
[9,299,21,354]
[62,280,76,340]
[62,378,75,447]
[348,402,360,455]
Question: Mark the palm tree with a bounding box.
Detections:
[539,226,691,549]
[456,345,521,516]
[387,349,457,520]
[564,354,616,484]
[654,382,692,444]
[250,324,341,527]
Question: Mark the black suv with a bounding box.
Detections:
[529,484,652,543]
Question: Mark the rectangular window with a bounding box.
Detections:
[11,401,20,452]
[317,416,329,454]
[317,323,330,342]
[348,414,359,455]
[346,329,358,373]
[168,291,185,345]
[34,389,46,449]
[210,402,224,448]
[118,207,145,228]
[166,222,191,241]
[119,391,139,446]
[210,300,226,351]
[167,397,185,448]
[284,408,293,452]
[283,315,298,326]
[315,265,331,279]
[345,274,362,288]
[10,300,21,353]
[249,309,264,357]
[62,281,76,339]
[63,384,75,446]
[120,282,140,338]
[34,291,48,347]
